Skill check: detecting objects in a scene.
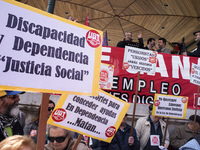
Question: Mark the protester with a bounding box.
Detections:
[179,134,200,150]
[183,30,200,57]
[144,38,155,50]
[0,135,36,150]
[45,125,90,150]
[135,104,169,150]
[170,115,200,150]
[24,100,55,143]
[100,113,140,150]
[0,90,24,142]
[67,15,78,23]
[67,15,74,21]
[117,31,144,48]
[156,38,171,54]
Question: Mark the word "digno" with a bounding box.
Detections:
[6,14,85,48]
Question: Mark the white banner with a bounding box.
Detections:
[152,94,188,119]
[0,0,102,95]
[47,90,130,142]
[99,63,114,90]
[123,46,157,74]
[190,63,200,86]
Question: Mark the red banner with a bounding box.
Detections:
[101,46,200,109]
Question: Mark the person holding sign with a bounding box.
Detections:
[100,113,140,150]
[135,104,169,150]
[170,115,200,150]
[45,125,90,150]
[0,90,24,142]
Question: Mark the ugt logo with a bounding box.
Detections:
[86,30,101,48]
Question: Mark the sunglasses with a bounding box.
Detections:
[6,95,19,99]
[48,107,54,111]
[48,136,67,143]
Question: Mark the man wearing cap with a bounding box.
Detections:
[135,104,169,150]
[0,90,24,142]
[183,31,200,57]
[170,115,200,150]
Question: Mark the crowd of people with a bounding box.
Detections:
[116,30,200,57]
[67,14,200,56]
[0,90,200,150]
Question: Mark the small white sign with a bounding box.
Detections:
[99,63,114,90]
[47,90,130,142]
[190,63,200,86]
[123,46,157,73]
[193,95,200,106]
[150,135,160,146]
[152,94,188,119]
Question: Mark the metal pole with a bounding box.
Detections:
[47,0,56,14]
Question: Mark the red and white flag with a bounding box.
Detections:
[84,13,89,26]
